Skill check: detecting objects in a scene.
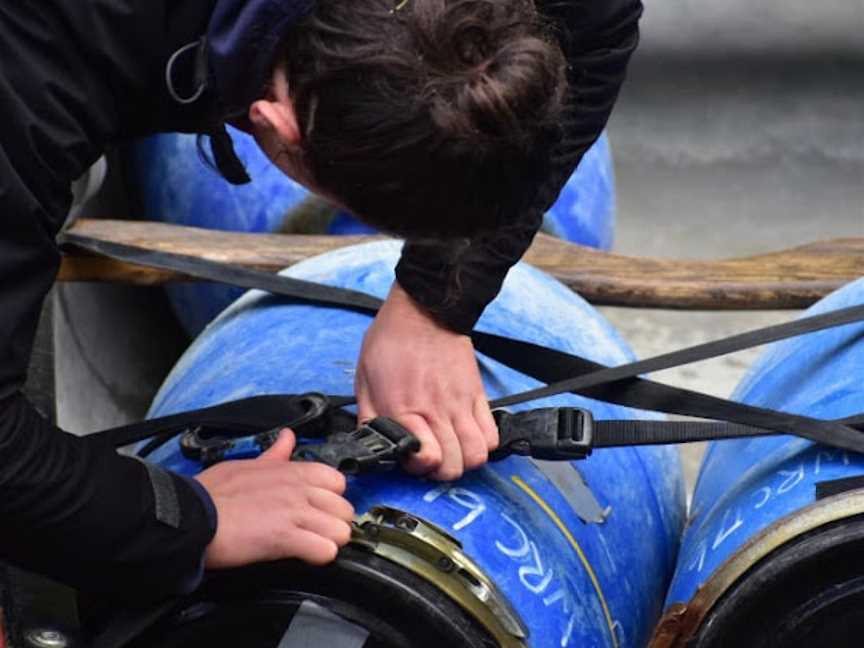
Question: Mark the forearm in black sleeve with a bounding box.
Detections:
[396,0,642,333]
[0,393,216,600]
[537,0,643,205]
[395,212,541,334]
[0,152,216,601]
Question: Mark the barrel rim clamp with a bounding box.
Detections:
[352,505,529,648]
[492,407,594,461]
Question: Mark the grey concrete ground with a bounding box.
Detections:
[636,0,864,59]
[599,2,863,493]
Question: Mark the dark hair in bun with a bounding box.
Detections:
[284,0,567,239]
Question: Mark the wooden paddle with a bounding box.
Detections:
[59,219,864,310]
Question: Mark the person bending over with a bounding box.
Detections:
[0,0,640,601]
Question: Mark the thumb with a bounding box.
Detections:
[357,399,378,426]
[355,375,378,424]
[259,428,297,462]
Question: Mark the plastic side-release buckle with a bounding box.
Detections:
[292,417,421,474]
[179,425,279,465]
[491,407,593,461]
[179,392,331,465]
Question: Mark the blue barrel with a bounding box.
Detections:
[126,130,616,336]
[126,128,309,335]
[653,278,864,647]
[540,132,615,250]
[145,242,684,648]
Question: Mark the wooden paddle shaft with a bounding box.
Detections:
[58,219,864,310]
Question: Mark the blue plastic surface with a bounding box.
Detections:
[147,242,683,648]
[541,132,615,250]
[127,129,615,336]
[126,128,309,335]
[665,278,864,607]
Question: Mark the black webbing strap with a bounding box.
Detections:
[62,233,384,312]
[592,415,864,448]
[484,302,864,408]
[473,332,864,452]
[816,474,864,501]
[104,394,354,448]
[61,234,864,453]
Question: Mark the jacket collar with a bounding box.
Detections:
[207,0,315,118]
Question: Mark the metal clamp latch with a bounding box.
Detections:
[352,506,529,647]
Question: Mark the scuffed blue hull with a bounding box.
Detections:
[660,278,864,644]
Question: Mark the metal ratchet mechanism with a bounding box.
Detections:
[179,393,420,474]
[491,407,594,461]
[352,506,529,648]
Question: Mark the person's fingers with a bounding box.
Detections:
[355,370,378,424]
[427,419,464,482]
[217,455,346,493]
[288,463,347,494]
[296,510,353,547]
[453,415,488,471]
[474,397,499,451]
[399,413,442,475]
[281,528,340,566]
[308,488,355,522]
[258,428,297,461]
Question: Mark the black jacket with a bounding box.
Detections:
[0,0,222,600]
[0,0,640,597]
[397,0,643,332]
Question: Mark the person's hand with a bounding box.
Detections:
[355,282,498,481]
[194,429,354,569]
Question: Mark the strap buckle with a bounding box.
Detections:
[177,393,419,474]
[179,426,280,465]
[491,407,594,461]
[179,392,331,465]
[292,417,421,474]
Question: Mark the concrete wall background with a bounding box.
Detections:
[642,0,864,58]
[636,0,863,58]
[54,284,186,435]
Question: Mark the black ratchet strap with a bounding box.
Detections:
[475,331,864,453]
[103,392,419,474]
[176,410,420,473]
[493,408,864,462]
[61,234,864,454]
[61,232,383,312]
[106,393,354,449]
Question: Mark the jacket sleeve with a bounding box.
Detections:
[0,144,216,601]
[395,0,643,334]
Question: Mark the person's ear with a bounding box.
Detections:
[248,64,301,148]
[248,98,301,148]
